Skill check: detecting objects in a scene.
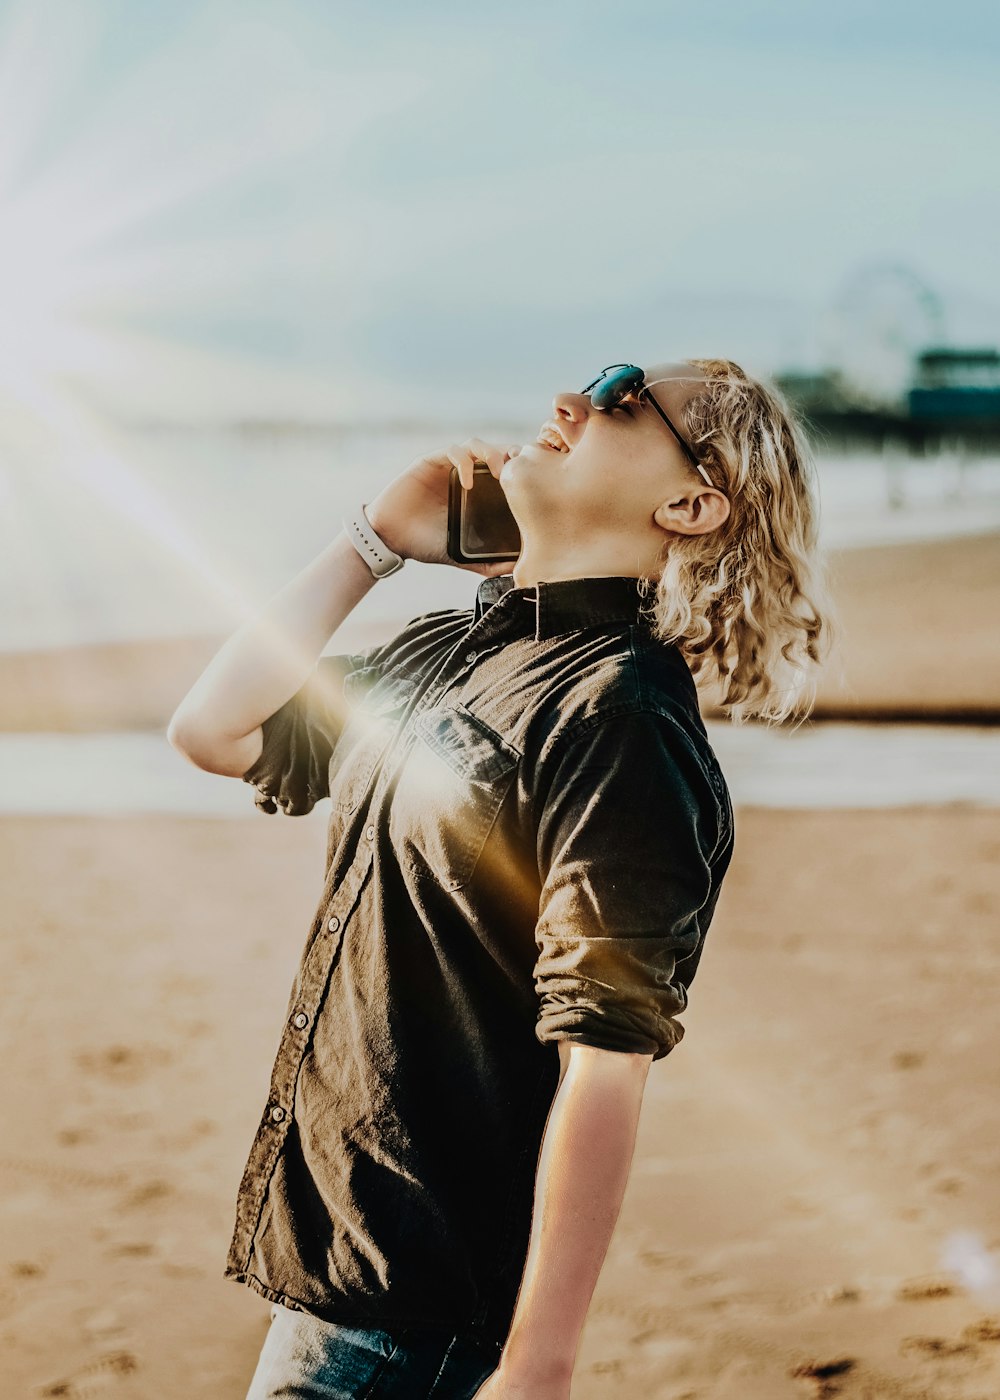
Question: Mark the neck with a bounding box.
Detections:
[511,536,665,590]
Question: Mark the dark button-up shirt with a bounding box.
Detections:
[225,572,735,1357]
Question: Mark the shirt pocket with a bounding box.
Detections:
[332,668,416,814]
[390,703,521,891]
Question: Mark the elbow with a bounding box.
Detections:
[166,711,261,778]
[166,711,213,768]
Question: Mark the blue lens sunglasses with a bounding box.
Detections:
[582,363,716,489]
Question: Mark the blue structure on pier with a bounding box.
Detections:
[908,348,1000,422]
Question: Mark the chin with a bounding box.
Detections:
[499,455,530,490]
[502,442,562,484]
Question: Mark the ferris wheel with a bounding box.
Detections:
[819,261,947,410]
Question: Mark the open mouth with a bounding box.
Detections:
[535,423,571,453]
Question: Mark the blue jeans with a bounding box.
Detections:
[245,1303,500,1399]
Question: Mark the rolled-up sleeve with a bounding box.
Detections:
[242,644,387,816]
[532,710,720,1061]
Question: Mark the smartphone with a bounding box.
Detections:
[446,462,522,565]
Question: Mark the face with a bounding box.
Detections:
[501,361,729,562]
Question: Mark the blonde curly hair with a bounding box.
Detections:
[637,357,837,727]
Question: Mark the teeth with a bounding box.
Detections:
[537,428,569,452]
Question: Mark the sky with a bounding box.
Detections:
[0,0,997,424]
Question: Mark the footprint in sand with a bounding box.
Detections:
[173,1116,217,1149]
[790,1356,856,1398]
[682,1270,726,1288]
[118,1178,174,1210]
[637,1249,696,1269]
[56,1126,96,1147]
[10,1260,46,1279]
[896,1205,924,1221]
[106,1241,156,1258]
[824,1285,864,1304]
[899,1334,979,1358]
[895,1312,1000,1373]
[37,1350,139,1397]
[895,1275,959,1301]
[930,1175,965,1195]
[962,1317,1000,1342]
[74,1043,173,1083]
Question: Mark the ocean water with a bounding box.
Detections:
[0,722,996,815]
[2,423,999,653]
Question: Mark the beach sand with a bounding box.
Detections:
[2,522,999,1396]
[2,805,999,1398]
[1,528,998,733]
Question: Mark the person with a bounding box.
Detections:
[167,358,833,1399]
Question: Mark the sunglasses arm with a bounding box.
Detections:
[640,392,712,482]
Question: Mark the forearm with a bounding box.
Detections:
[169,528,378,748]
[500,1046,650,1385]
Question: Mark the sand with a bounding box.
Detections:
[1,529,998,733]
[2,805,999,1399]
[2,522,999,1396]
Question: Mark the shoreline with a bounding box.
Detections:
[1,528,998,732]
[2,722,999,815]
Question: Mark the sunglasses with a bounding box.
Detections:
[581,363,715,489]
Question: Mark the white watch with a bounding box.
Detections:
[342,504,405,579]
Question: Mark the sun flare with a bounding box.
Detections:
[0,0,404,648]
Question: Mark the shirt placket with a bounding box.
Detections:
[230,595,528,1271]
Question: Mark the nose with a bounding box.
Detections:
[552,391,589,424]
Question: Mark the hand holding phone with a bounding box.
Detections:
[366,437,522,576]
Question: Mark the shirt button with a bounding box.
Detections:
[292,1011,309,1029]
[269,1105,286,1123]
[365,824,375,841]
[327,915,340,932]
[465,649,478,663]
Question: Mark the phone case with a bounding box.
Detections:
[446,464,521,564]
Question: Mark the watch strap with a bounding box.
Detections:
[342,504,405,579]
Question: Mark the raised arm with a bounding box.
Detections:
[167,529,379,778]
[166,436,521,779]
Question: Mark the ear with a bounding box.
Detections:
[654,489,730,537]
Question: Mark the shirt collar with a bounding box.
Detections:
[473,573,654,642]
